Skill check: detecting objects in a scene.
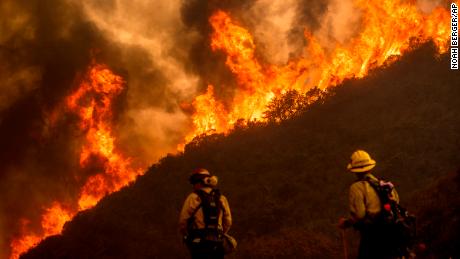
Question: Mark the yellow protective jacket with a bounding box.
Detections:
[179,187,232,236]
[349,173,399,224]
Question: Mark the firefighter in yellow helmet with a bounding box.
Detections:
[179,168,232,259]
[339,150,401,259]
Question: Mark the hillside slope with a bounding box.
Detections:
[23,43,460,258]
[411,170,460,258]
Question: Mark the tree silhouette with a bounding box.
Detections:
[264,88,327,123]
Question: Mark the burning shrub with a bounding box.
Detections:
[264,88,328,123]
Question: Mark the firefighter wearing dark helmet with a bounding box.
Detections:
[179,168,232,259]
[339,150,401,259]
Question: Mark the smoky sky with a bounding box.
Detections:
[0,0,179,256]
[0,0,341,257]
[178,0,330,103]
[0,1,114,257]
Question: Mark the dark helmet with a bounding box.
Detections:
[189,168,211,185]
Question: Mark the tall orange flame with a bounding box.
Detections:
[10,63,143,258]
[66,63,143,211]
[186,0,450,141]
[8,1,452,257]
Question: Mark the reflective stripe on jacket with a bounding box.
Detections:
[349,173,399,224]
[179,187,232,236]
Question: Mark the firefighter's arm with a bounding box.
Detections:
[221,195,232,233]
[339,184,365,229]
[178,193,200,236]
[349,183,366,223]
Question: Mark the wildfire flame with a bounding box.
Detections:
[186,0,450,141]
[9,203,72,259]
[66,63,143,211]
[10,63,143,258]
[7,0,452,257]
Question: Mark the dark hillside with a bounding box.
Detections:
[411,170,460,258]
[24,43,460,258]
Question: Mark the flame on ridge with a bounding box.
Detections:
[186,0,450,143]
[8,0,452,256]
[10,203,72,259]
[67,63,143,211]
[10,63,143,259]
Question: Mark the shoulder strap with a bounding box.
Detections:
[364,176,380,190]
[364,176,391,203]
[189,191,204,220]
[193,189,207,203]
[211,189,222,203]
[364,176,402,215]
[212,189,224,211]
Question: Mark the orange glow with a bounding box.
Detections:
[8,0,452,256]
[10,63,143,258]
[65,64,143,210]
[10,203,72,259]
[184,85,230,143]
[185,1,450,142]
[10,220,41,259]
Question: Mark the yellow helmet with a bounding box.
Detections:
[347,150,376,173]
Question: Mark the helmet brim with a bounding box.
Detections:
[347,160,376,173]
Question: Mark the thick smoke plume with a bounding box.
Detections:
[0,0,447,257]
[0,0,196,256]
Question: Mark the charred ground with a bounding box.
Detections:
[23,43,460,258]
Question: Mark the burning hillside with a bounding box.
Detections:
[187,3,449,140]
[21,43,460,258]
[10,64,143,259]
[0,0,454,258]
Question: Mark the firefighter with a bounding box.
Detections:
[179,168,232,259]
[338,150,401,259]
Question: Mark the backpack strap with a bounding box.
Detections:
[364,176,395,203]
[186,192,203,232]
[189,197,203,219]
[210,189,223,210]
[363,175,380,188]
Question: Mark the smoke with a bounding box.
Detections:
[416,0,444,13]
[0,1,41,114]
[0,0,99,255]
[74,0,201,165]
[314,0,362,46]
[0,0,202,255]
[177,0,329,101]
[243,0,299,65]
[0,0,129,256]
[0,0,334,257]
[0,67,41,113]
[79,0,199,99]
